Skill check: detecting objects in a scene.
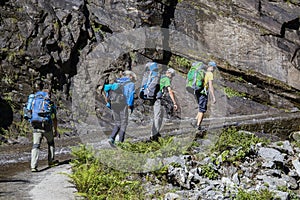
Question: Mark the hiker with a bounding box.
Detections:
[194,61,217,131]
[29,83,58,172]
[105,70,136,145]
[150,68,178,141]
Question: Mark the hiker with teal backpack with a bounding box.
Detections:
[24,82,59,172]
[105,70,136,145]
[150,67,178,141]
[186,61,217,131]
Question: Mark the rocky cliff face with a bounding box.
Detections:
[176,0,300,89]
[0,0,299,138]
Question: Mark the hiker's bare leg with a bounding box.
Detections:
[195,112,200,120]
[197,112,204,127]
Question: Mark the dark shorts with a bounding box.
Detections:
[198,94,208,113]
[31,121,52,131]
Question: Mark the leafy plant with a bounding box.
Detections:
[118,136,185,157]
[68,145,144,199]
[168,55,192,74]
[175,56,191,68]
[201,164,218,180]
[224,87,246,98]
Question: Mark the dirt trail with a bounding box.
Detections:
[1,112,299,199]
[0,160,77,200]
[0,152,80,200]
[29,163,77,200]
[0,136,80,200]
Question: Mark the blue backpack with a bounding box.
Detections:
[139,62,160,100]
[29,91,52,124]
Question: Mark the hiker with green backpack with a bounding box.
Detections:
[186,61,217,131]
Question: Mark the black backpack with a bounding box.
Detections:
[107,78,129,105]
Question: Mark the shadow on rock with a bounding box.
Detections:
[37,159,72,172]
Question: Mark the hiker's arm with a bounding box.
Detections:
[53,116,58,137]
[127,83,135,113]
[208,80,216,104]
[167,87,178,110]
[51,103,58,137]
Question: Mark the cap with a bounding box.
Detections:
[123,70,137,81]
[208,61,217,67]
[166,68,176,76]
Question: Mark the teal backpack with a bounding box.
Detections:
[186,62,205,94]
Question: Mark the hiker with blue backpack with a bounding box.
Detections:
[24,83,59,172]
[105,70,136,146]
[151,67,178,141]
[187,61,217,131]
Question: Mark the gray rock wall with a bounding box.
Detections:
[0,0,299,136]
[174,0,300,89]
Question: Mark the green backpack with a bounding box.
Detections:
[186,62,205,94]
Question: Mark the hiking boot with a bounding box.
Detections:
[198,126,207,131]
[48,160,59,167]
[150,133,161,142]
[191,121,198,128]
[196,130,205,138]
[108,138,116,147]
[31,168,38,172]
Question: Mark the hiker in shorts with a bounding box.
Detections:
[150,68,178,141]
[194,61,217,131]
[106,70,136,145]
[30,83,58,172]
